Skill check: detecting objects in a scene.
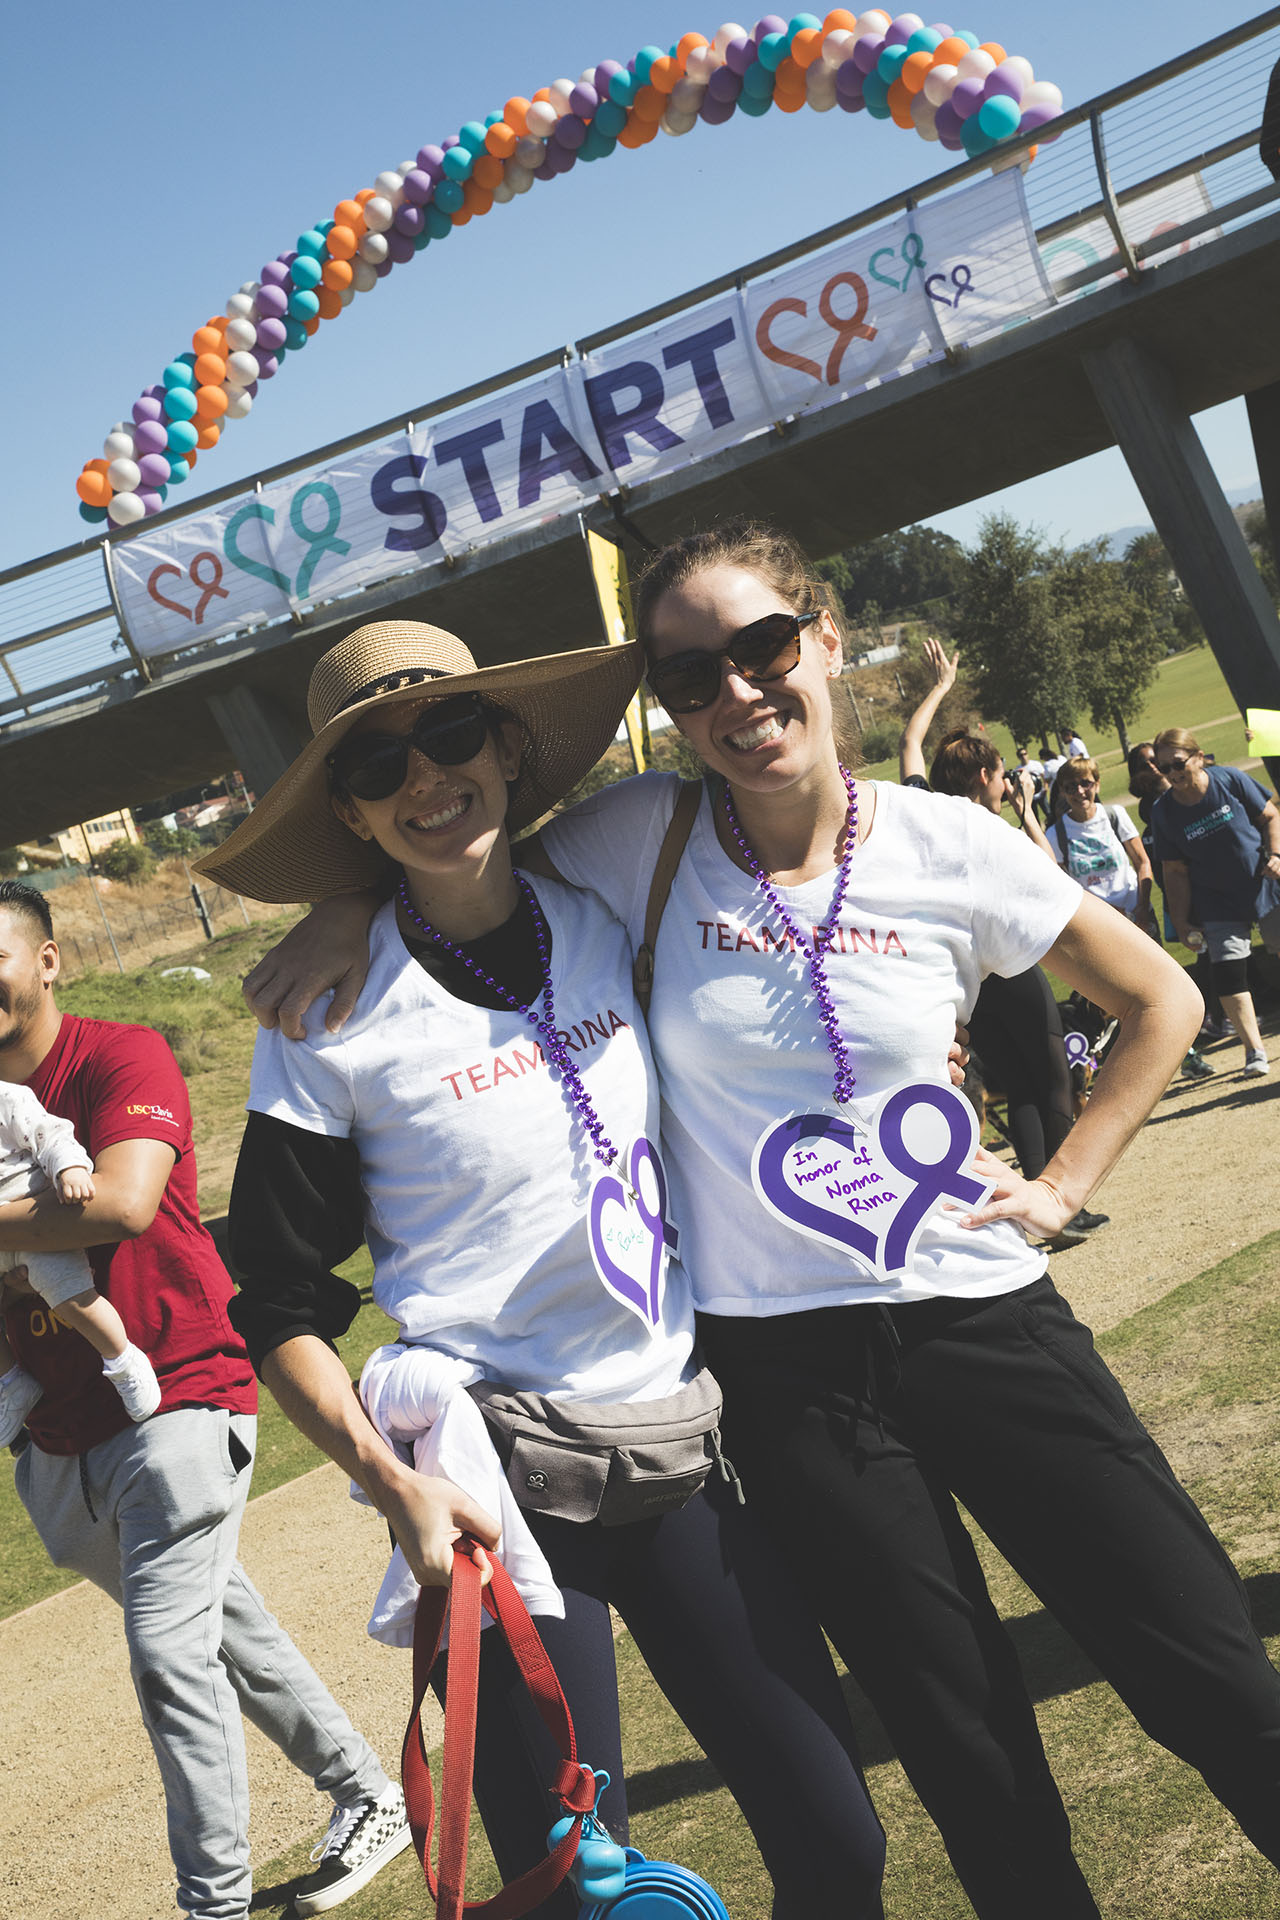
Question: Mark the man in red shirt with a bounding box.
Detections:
[0,882,410,1920]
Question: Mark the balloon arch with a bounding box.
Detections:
[76,10,1061,527]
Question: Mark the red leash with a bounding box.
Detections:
[402,1543,599,1920]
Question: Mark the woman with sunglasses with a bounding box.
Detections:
[246,528,1280,1916]
[1148,726,1280,1077]
[199,620,886,1920]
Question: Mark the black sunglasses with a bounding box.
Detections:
[645,610,821,715]
[328,694,492,801]
[1155,754,1196,774]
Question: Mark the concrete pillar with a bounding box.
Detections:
[1083,338,1280,792]
[206,684,306,802]
[1246,379,1280,793]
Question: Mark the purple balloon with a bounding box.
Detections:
[699,92,737,124]
[278,249,298,267]
[930,22,954,36]
[725,34,756,73]
[708,64,743,102]
[754,14,786,42]
[934,98,962,141]
[853,33,885,72]
[836,63,866,108]
[376,256,396,277]
[985,66,1024,102]
[137,488,165,517]
[137,452,171,489]
[951,75,985,119]
[260,261,290,288]
[553,112,586,149]
[133,418,169,455]
[245,381,259,399]
[938,125,965,150]
[394,202,425,236]
[548,142,576,174]
[534,156,558,181]
[441,133,459,150]
[401,167,434,206]
[132,395,165,426]
[594,59,623,91]
[884,14,917,46]
[1019,102,1058,133]
[386,230,415,264]
[255,284,289,320]
[416,143,446,180]
[256,316,288,351]
[569,81,598,118]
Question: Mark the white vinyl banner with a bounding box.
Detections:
[114,169,1056,660]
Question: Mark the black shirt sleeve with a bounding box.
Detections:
[227,1111,367,1374]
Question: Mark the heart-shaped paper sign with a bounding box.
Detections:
[588,1136,679,1334]
[750,1082,995,1284]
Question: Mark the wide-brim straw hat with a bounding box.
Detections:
[194,619,641,903]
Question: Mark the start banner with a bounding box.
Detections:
[113,169,1051,660]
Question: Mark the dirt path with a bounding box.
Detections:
[2,1030,1276,1920]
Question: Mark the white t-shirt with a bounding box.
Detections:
[544,776,1083,1314]
[1052,805,1140,916]
[247,880,695,1404]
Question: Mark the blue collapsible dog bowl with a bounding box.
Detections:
[578,1848,730,1920]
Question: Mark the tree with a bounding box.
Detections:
[953,515,1077,752]
[143,821,202,856]
[818,523,968,622]
[1053,540,1165,760]
[99,841,156,885]
[1123,531,1206,651]
[1241,505,1280,607]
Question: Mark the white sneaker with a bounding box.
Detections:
[294,1782,413,1915]
[0,1364,42,1446]
[1243,1048,1271,1077]
[102,1343,162,1422]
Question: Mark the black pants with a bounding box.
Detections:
[967,966,1074,1180]
[700,1279,1280,1920]
[434,1467,886,1920]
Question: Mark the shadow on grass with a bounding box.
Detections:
[625,1570,1280,1812]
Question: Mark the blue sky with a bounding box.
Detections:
[2,1,1269,573]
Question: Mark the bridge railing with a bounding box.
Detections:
[2,8,1277,731]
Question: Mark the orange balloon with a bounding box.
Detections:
[504,95,531,135]
[316,287,344,319]
[304,316,320,337]
[774,87,806,111]
[451,208,472,227]
[531,86,552,104]
[192,325,224,356]
[185,450,198,470]
[887,75,914,126]
[472,151,504,189]
[618,115,658,147]
[354,187,378,206]
[84,456,109,472]
[462,180,493,216]
[901,49,933,92]
[649,55,678,93]
[790,28,824,67]
[775,55,803,90]
[322,257,353,290]
[676,31,708,69]
[195,421,221,451]
[195,385,228,420]
[194,352,227,387]
[931,36,969,65]
[326,224,358,260]
[632,82,665,122]
[823,8,857,30]
[484,121,517,159]
[979,42,1006,62]
[76,469,112,506]
[334,199,367,236]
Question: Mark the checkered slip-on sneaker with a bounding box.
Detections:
[294,1782,413,1916]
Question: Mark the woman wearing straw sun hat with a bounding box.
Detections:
[201,620,886,1920]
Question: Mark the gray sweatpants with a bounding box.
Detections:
[16,1406,388,1920]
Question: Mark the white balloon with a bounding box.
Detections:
[923,62,958,105]
[104,429,135,461]
[226,291,257,321]
[525,101,557,139]
[492,179,516,204]
[670,76,705,113]
[890,12,924,34]
[224,317,258,352]
[821,29,856,65]
[712,23,749,57]
[225,351,259,389]
[806,69,838,108]
[956,48,995,81]
[548,78,574,112]
[107,457,141,492]
[351,258,379,292]
[856,11,891,34]
[807,85,837,110]
[686,46,717,83]
[358,230,389,263]
[506,163,536,194]
[910,93,939,138]
[107,491,145,526]
[1021,80,1063,112]
[339,285,357,306]
[396,159,417,176]
[238,280,259,296]
[363,195,395,233]
[374,170,405,204]
[225,388,254,420]
[579,66,597,85]
[660,108,697,135]
[514,134,546,169]
[999,55,1034,91]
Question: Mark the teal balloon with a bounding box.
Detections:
[484,110,504,127]
[877,43,909,83]
[956,29,979,47]
[861,70,892,116]
[634,45,663,82]
[163,386,199,422]
[424,204,453,238]
[757,31,788,69]
[284,318,308,350]
[737,90,773,115]
[167,457,190,484]
[317,217,335,235]
[434,178,465,213]
[413,227,431,252]
[961,114,995,154]
[595,99,627,136]
[609,70,636,105]
[741,61,775,99]
[978,93,1021,139]
[79,502,109,524]
[580,127,617,160]
[288,288,320,320]
[296,228,327,257]
[163,360,195,390]
[291,255,323,290]
[458,120,487,154]
[788,12,823,34]
[906,26,942,54]
[441,144,472,182]
[166,420,198,455]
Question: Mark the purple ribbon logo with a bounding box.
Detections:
[588,1136,678,1332]
[750,1082,994,1283]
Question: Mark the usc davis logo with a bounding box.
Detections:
[125,1102,178,1125]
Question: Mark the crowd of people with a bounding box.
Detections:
[2,521,1277,1920]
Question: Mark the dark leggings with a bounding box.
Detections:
[700,1285,1280,1920]
[967,966,1075,1179]
[434,1468,886,1920]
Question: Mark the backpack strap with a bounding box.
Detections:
[632,778,705,1015]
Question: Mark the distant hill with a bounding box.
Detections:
[1102,486,1264,557]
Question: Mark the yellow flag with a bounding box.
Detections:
[584,524,648,773]
[1246,708,1280,757]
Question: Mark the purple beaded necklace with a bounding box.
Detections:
[720,765,859,1106]
[396,872,622,1173]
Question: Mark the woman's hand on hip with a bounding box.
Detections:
[959,1147,1077,1240]
[383,1471,502,1590]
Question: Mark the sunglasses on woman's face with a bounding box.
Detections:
[1156,754,1196,774]
[328,694,492,801]
[645,609,821,715]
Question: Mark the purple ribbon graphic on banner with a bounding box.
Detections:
[874,1084,989,1273]
[588,1136,677,1329]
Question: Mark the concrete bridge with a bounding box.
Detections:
[3,11,1279,842]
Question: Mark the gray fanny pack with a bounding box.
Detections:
[468,1366,736,1527]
